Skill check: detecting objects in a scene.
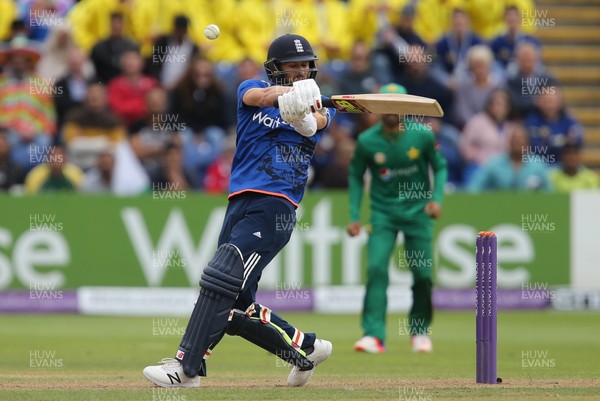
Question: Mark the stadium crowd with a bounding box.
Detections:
[0,0,597,195]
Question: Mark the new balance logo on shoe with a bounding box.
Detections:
[167,372,181,385]
[253,231,262,238]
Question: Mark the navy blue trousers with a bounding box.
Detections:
[219,192,316,350]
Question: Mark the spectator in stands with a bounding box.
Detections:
[490,5,541,69]
[223,57,264,128]
[151,143,191,192]
[460,89,515,180]
[506,42,556,118]
[68,0,134,53]
[90,12,138,84]
[0,127,24,190]
[128,87,181,179]
[0,0,19,42]
[107,49,159,127]
[349,0,402,47]
[468,123,552,192]
[320,139,355,189]
[311,118,353,187]
[25,0,74,43]
[146,15,199,90]
[81,145,115,193]
[294,0,353,62]
[0,19,27,44]
[62,83,126,170]
[525,87,584,165]
[426,117,463,189]
[433,7,483,88]
[453,45,503,129]
[203,137,236,194]
[24,145,83,193]
[377,4,427,81]
[182,129,220,190]
[38,25,94,80]
[339,42,393,95]
[549,144,600,192]
[170,56,228,133]
[397,45,453,123]
[0,37,55,171]
[53,47,94,135]
[218,0,264,64]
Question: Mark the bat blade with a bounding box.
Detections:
[325,94,444,117]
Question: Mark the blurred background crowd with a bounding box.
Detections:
[0,0,597,195]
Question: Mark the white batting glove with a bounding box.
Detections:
[278,91,306,124]
[292,78,322,114]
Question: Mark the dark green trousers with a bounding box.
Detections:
[361,209,434,341]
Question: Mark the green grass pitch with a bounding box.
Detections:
[1,311,599,400]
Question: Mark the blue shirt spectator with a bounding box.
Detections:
[506,42,556,118]
[468,124,552,192]
[397,45,453,124]
[427,117,464,188]
[434,8,483,85]
[489,5,541,68]
[524,88,583,165]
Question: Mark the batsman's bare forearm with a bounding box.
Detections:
[243,86,292,108]
[314,111,328,130]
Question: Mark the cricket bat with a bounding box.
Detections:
[275,94,444,117]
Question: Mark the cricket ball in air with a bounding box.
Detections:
[204,24,220,40]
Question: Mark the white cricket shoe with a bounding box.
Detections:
[353,336,385,353]
[287,339,333,387]
[143,358,200,388]
[411,335,433,353]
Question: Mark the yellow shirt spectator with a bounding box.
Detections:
[467,0,536,39]
[186,0,246,63]
[350,0,408,47]
[413,0,454,44]
[129,0,188,57]
[237,0,277,64]
[68,0,135,53]
[549,168,600,193]
[293,0,352,61]
[0,0,17,41]
[25,147,84,194]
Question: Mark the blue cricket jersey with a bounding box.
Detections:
[228,79,336,207]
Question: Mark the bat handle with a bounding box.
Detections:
[273,96,334,109]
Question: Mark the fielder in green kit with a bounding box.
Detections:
[347,84,447,353]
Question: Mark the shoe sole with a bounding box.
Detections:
[143,369,200,388]
[354,345,385,353]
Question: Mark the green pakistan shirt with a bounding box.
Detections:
[349,121,448,221]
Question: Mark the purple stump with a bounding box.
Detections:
[482,234,490,383]
[476,232,498,384]
[488,234,498,384]
[475,235,484,383]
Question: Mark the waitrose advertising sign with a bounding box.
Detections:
[0,192,571,293]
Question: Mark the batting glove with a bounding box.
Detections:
[278,91,306,124]
[290,113,318,137]
[292,78,322,114]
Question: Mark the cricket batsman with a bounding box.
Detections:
[143,34,335,387]
[347,84,447,353]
